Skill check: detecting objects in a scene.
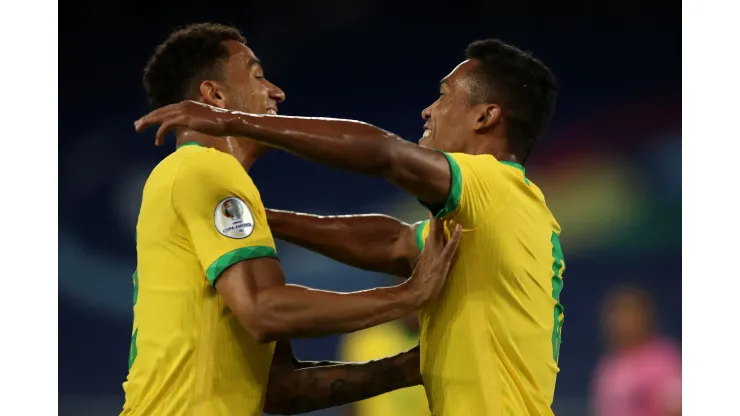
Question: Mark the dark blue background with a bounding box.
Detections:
[59,2,681,414]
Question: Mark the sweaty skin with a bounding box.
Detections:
[134,38,466,414]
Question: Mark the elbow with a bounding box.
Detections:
[240,310,283,344]
[246,325,273,344]
[245,321,282,344]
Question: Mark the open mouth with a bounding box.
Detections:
[266,108,278,115]
[422,129,432,139]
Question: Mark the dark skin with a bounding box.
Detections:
[134,59,516,211]
[134,57,516,291]
[134,56,523,414]
[265,210,423,277]
[151,41,463,414]
[266,341,422,415]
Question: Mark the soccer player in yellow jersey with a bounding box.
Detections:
[122,23,463,416]
[136,38,563,415]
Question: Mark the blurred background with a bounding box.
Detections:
[59,2,681,415]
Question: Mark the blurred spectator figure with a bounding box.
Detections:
[592,286,681,416]
[339,312,430,416]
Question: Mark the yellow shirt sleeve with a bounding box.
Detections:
[413,220,430,252]
[422,152,512,226]
[172,149,277,286]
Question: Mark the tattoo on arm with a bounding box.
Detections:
[266,346,421,415]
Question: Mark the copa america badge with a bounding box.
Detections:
[214,197,255,239]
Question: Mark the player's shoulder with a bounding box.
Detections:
[146,143,258,200]
[445,151,495,166]
[176,143,245,173]
[446,152,510,174]
[175,144,254,185]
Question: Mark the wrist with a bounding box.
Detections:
[395,281,424,311]
[224,110,251,136]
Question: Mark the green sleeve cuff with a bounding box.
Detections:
[414,220,429,251]
[206,246,279,286]
[418,151,462,218]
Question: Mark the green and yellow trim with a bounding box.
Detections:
[128,269,140,370]
[207,246,279,286]
[500,160,530,186]
[177,141,203,149]
[414,219,430,251]
[550,231,565,362]
[419,151,463,218]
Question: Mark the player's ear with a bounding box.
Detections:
[473,104,501,132]
[199,80,227,108]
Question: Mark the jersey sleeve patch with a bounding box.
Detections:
[206,245,279,286]
[418,151,462,219]
[214,197,255,239]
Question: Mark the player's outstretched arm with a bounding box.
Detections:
[264,340,421,415]
[134,102,453,208]
[266,209,422,277]
[216,218,460,343]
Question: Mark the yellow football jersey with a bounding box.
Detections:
[121,142,278,416]
[415,152,565,416]
[339,321,430,416]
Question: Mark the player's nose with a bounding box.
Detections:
[268,82,286,104]
[421,103,433,120]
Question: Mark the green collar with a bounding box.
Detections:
[177,141,203,149]
[499,161,530,185]
[499,160,525,174]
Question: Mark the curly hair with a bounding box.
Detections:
[143,23,246,109]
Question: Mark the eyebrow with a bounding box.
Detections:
[245,56,262,70]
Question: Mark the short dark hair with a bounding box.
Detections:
[143,23,246,109]
[465,39,557,162]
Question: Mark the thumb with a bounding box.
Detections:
[426,217,445,246]
[440,224,462,263]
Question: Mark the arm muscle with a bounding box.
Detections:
[267,209,422,277]
[215,257,418,343]
[266,340,421,415]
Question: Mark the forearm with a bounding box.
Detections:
[293,359,345,370]
[252,284,418,342]
[265,347,421,415]
[267,209,416,277]
[226,113,407,176]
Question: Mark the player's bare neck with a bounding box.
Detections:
[465,134,520,164]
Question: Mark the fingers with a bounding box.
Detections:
[426,217,445,248]
[133,105,182,146]
[134,105,167,132]
[427,215,439,239]
[155,122,169,146]
[134,113,161,133]
[134,117,150,132]
[134,103,180,133]
[440,224,462,263]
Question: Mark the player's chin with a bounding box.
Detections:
[418,137,430,148]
